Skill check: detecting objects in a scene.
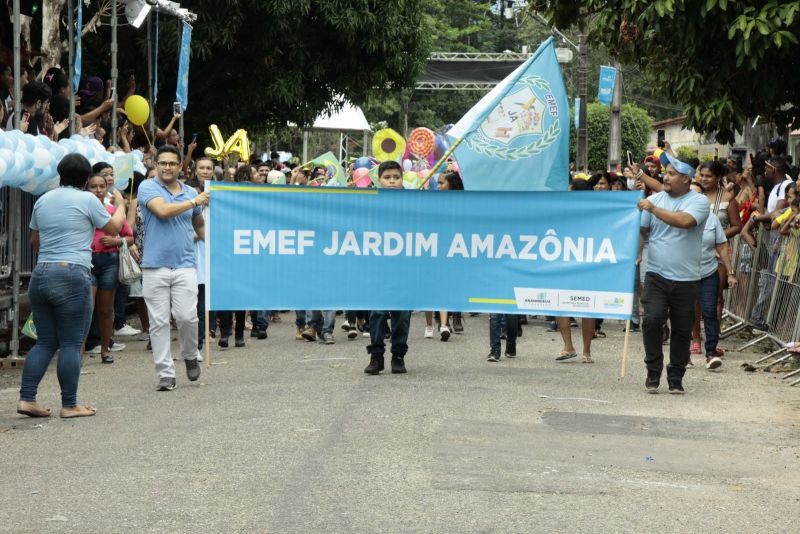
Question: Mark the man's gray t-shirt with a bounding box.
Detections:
[641,190,710,282]
[30,187,111,270]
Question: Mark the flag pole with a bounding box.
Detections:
[418,137,463,189]
[620,319,631,378]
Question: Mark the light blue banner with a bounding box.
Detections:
[574,97,580,130]
[446,37,570,192]
[73,1,82,93]
[175,22,192,112]
[207,184,641,319]
[598,65,617,105]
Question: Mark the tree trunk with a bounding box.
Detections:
[41,0,67,72]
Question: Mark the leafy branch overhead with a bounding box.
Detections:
[530,0,800,144]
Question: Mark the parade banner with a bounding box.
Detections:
[207,184,641,319]
[175,22,192,112]
[598,65,618,105]
[446,37,570,192]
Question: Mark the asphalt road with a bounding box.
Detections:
[1,313,799,533]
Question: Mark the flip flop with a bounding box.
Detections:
[581,354,595,363]
[59,406,97,419]
[17,401,51,418]
[555,351,577,361]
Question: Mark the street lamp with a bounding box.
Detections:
[125,0,157,29]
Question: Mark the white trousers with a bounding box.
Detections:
[143,267,198,379]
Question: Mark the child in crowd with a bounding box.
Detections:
[364,161,412,375]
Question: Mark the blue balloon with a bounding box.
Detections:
[354,157,373,170]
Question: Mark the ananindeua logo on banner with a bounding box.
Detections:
[206,184,642,320]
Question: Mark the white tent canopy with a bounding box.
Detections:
[311,99,371,132]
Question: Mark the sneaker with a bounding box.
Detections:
[157,376,177,391]
[321,332,335,345]
[706,356,723,370]
[185,358,201,381]
[85,345,102,355]
[295,327,304,341]
[257,329,268,340]
[218,336,229,349]
[362,331,370,338]
[668,379,685,395]
[487,352,500,362]
[364,355,384,375]
[440,326,451,342]
[504,345,516,358]
[340,321,352,332]
[235,337,245,348]
[347,328,358,340]
[391,355,407,374]
[453,316,464,333]
[109,342,126,352]
[302,326,317,342]
[645,372,660,393]
[545,322,558,332]
[625,322,640,332]
[690,342,702,354]
[570,319,578,328]
[196,350,204,362]
[114,324,141,336]
[424,326,434,339]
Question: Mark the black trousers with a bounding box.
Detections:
[641,272,698,380]
[218,310,246,339]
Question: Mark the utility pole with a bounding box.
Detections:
[607,59,622,170]
[576,33,588,172]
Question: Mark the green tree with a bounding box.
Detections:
[530,0,800,143]
[570,102,651,171]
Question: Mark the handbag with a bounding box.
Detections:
[118,239,142,284]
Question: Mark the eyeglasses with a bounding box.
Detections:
[157,161,180,168]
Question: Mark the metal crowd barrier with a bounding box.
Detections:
[722,225,800,386]
[0,187,11,281]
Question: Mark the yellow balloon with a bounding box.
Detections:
[223,129,251,162]
[124,95,150,126]
[204,124,225,159]
[372,128,406,162]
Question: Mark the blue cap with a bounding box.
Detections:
[659,151,695,178]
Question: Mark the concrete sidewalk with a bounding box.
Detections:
[1,314,798,533]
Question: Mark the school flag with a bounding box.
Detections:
[73,1,82,93]
[175,22,192,112]
[446,37,570,191]
[598,65,618,105]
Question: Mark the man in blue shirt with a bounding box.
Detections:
[638,152,709,394]
[139,145,209,391]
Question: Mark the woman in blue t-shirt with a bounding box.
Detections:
[17,154,127,419]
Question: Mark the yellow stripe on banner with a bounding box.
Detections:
[468,298,517,305]
[208,185,378,195]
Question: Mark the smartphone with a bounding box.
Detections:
[191,133,198,144]
[109,87,115,100]
[173,101,182,115]
[657,129,666,149]
[626,150,633,167]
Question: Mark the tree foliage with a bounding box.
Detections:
[570,102,651,171]
[530,0,800,143]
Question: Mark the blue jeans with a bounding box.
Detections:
[310,310,336,335]
[114,281,130,330]
[295,310,309,329]
[20,263,93,407]
[367,311,411,357]
[697,271,720,356]
[489,313,519,353]
[251,310,271,332]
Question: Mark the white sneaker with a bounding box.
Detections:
[440,326,451,342]
[362,331,370,338]
[424,326,434,339]
[109,342,126,352]
[85,345,101,355]
[114,324,142,336]
[196,350,204,362]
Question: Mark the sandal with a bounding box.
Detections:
[581,354,595,363]
[60,406,97,418]
[555,351,577,361]
[17,400,51,418]
[101,354,114,364]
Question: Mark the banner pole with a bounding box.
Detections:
[620,319,631,378]
[418,137,463,189]
[204,310,211,368]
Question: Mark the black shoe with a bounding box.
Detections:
[250,328,259,338]
[347,328,358,340]
[645,372,660,394]
[505,345,517,358]
[519,316,528,325]
[487,352,500,362]
[364,355,384,375]
[146,340,152,351]
[235,337,245,348]
[218,336,229,349]
[625,322,640,332]
[185,358,201,381]
[157,376,177,391]
[668,379,685,395]
[391,355,407,374]
[209,330,216,339]
[257,329,268,340]
[453,316,464,333]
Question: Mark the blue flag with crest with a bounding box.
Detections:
[446,37,569,191]
[175,22,192,112]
